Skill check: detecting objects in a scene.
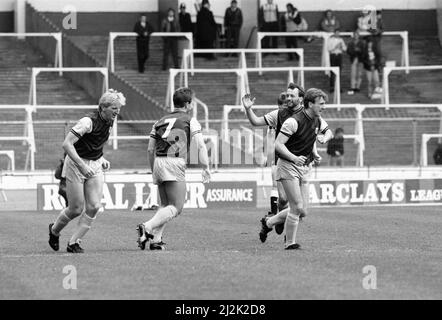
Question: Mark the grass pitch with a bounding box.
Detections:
[0,206,441,300]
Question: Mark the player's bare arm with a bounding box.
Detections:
[275,119,307,166]
[62,132,95,178]
[193,132,211,183]
[313,143,322,165]
[241,93,267,126]
[317,128,333,144]
[147,137,156,173]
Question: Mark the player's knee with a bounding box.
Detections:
[295,207,306,217]
[67,204,83,218]
[86,202,102,215]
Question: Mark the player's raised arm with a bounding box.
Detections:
[241,94,268,127]
[275,118,307,166]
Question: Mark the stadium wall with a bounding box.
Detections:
[2,168,442,211]
[0,0,13,31]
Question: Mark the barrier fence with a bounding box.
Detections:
[0,32,62,73]
[106,32,193,73]
[257,31,409,74]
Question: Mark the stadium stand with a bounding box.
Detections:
[1,3,442,170]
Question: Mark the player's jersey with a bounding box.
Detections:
[279,109,329,164]
[71,111,112,161]
[149,110,202,159]
[264,105,303,164]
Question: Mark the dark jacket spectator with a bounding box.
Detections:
[434,143,442,165]
[133,15,154,73]
[327,128,344,166]
[347,31,366,63]
[224,0,243,50]
[320,9,340,33]
[196,1,217,59]
[161,8,180,70]
[178,3,193,33]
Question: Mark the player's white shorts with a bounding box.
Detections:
[62,155,104,183]
[153,156,186,185]
[275,158,312,184]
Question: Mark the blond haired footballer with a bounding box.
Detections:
[48,89,126,253]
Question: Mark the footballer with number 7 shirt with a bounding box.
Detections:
[136,87,211,251]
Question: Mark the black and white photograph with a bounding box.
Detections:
[0,0,441,307]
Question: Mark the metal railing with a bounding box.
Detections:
[106,32,193,73]
[382,66,442,104]
[0,32,63,73]
[257,31,409,74]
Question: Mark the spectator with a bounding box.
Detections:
[281,3,299,59]
[133,14,154,73]
[281,3,310,58]
[327,128,344,166]
[327,29,346,93]
[224,0,243,53]
[196,0,217,60]
[320,9,340,33]
[178,3,193,33]
[161,8,180,70]
[434,143,442,165]
[357,6,377,37]
[362,38,382,99]
[258,0,279,49]
[347,30,365,95]
[369,10,384,60]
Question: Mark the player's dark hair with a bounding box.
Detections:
[287,82,305,97]
[335,127,344,134]
[304,88,328,108]
[173,87,194,108]
[277,92,287,106]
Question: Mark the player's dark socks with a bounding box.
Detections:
[270,196,278,215]
[259,217,272,243]
[285,243,301,250]
[150,241,166,251]
[66,241,84,253]
[48,223,60,251]
[275,222,284,235]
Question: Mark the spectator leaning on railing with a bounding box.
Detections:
[161,8,180,70]
[320,9,340,33]
[346,30,365,95]
[368,10,384,60]
[224,0,243,53]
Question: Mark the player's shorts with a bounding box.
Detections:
[152,156,186,185]
[62,155,104,183]
[275,158,312,184]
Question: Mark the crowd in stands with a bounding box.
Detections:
[134,1,386,99]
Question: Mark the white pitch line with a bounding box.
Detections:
[0,250,242,259]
